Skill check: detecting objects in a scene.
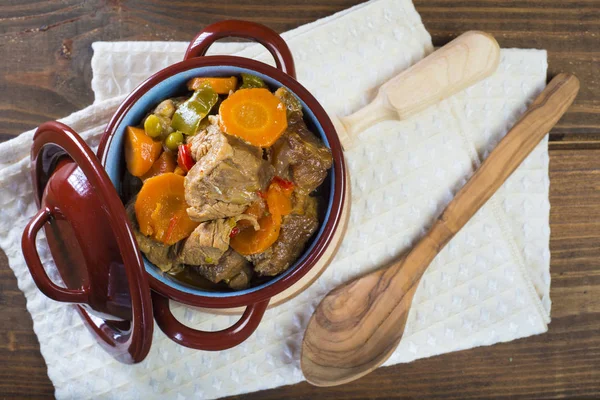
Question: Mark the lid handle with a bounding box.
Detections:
[21,208,89,303]
[183,20,296,78]
[152,292,269,350]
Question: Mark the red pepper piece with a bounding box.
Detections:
[164,215,179,243]
[229,226,240,238]
[272,176,294,191]
[177,143,195,172]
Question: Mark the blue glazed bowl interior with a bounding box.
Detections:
[104,66,334,298]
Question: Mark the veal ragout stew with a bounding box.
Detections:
[121,73,333,291]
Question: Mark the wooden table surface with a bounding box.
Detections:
[1,0,598,398]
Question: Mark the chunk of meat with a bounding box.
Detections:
[290,190,311,215]
[249,196,319,276]
[187,200,247,222]
[187,116,220,161]
[227,264,253,290]
[185,118,274,219]
[191,249,251,286]
[178,218,235,265]
[125,199,180,272]
[270,96,333,193]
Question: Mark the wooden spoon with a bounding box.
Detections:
[332,31,500,149]
[302,73,580,386]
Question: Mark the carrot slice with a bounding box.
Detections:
[187,76,238,94]
[266,179,294,216]
[124,126,163,177]
[219,88,287,147]
[141,151,176,180]
[230,213,281,256]
[229,178,294,255]
[135,173,199,245]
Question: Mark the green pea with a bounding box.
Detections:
[165,131,184,151]
[144,114,163,138]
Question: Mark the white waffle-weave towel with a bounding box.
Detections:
[0,0,551,398]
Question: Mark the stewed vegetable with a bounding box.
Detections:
[124,126,162,177]
[219,88,288,147]
[171,85,218,135]
[164,131,184,151]
[187,76,238,94]
[135,173,199,245]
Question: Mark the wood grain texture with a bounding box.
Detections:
[337,31,500,145]
[0,0,597,138]
[384,31,500,119]
[301,74,579,387]
[0,0,598,398]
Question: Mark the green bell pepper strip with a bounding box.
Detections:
[171,86,218,135]
[239,73,267,89]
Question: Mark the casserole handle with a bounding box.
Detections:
[152,292,270,350]
[21,207,89,303]
[184,20,296,78]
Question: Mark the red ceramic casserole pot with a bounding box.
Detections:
[21,20,346,363]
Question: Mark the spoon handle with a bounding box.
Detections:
[335,31,500,148]
[408,73,580,276]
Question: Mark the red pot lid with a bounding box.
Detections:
[22,121,153,364]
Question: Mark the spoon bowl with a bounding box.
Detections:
[303,261,418,386]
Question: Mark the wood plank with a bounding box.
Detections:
[0,0,365,136]
[0,0,597,137]
[0,251,55,398]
